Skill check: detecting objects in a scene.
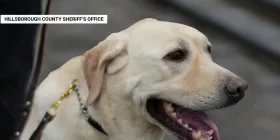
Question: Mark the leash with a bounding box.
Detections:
[29,80,77,140]
[29,80,107,140]
[74,81,108,136]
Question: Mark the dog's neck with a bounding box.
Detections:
[96,90,164,140]
[78,77,164,140]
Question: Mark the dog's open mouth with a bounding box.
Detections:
[146,98,220,140]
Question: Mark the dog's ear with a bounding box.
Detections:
[83,33,128,105]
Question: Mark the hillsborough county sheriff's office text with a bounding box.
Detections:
[3,16,105,22]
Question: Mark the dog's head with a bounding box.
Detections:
[83,18,248,140]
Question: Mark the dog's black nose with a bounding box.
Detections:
[225,78,248,104]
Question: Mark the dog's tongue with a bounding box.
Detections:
[176,108,220,140]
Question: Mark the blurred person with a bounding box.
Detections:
[0,0,43,139]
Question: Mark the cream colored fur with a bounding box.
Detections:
[20,18,245,140]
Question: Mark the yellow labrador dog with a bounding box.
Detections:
[21,18,248,140]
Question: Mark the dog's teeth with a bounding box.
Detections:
[197,131,201,137]
[193,131,202,139]
[171,112,177,118]
[205,130,214,135]
[165,103,174,112]
[184,124,189,128]
[177,119,183,124]
[207,136,213,140]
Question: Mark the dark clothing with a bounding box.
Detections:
[0,0,42,139]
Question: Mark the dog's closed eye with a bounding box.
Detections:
[163,49,187,62]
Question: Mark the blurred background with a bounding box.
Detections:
[39,0,280,140]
